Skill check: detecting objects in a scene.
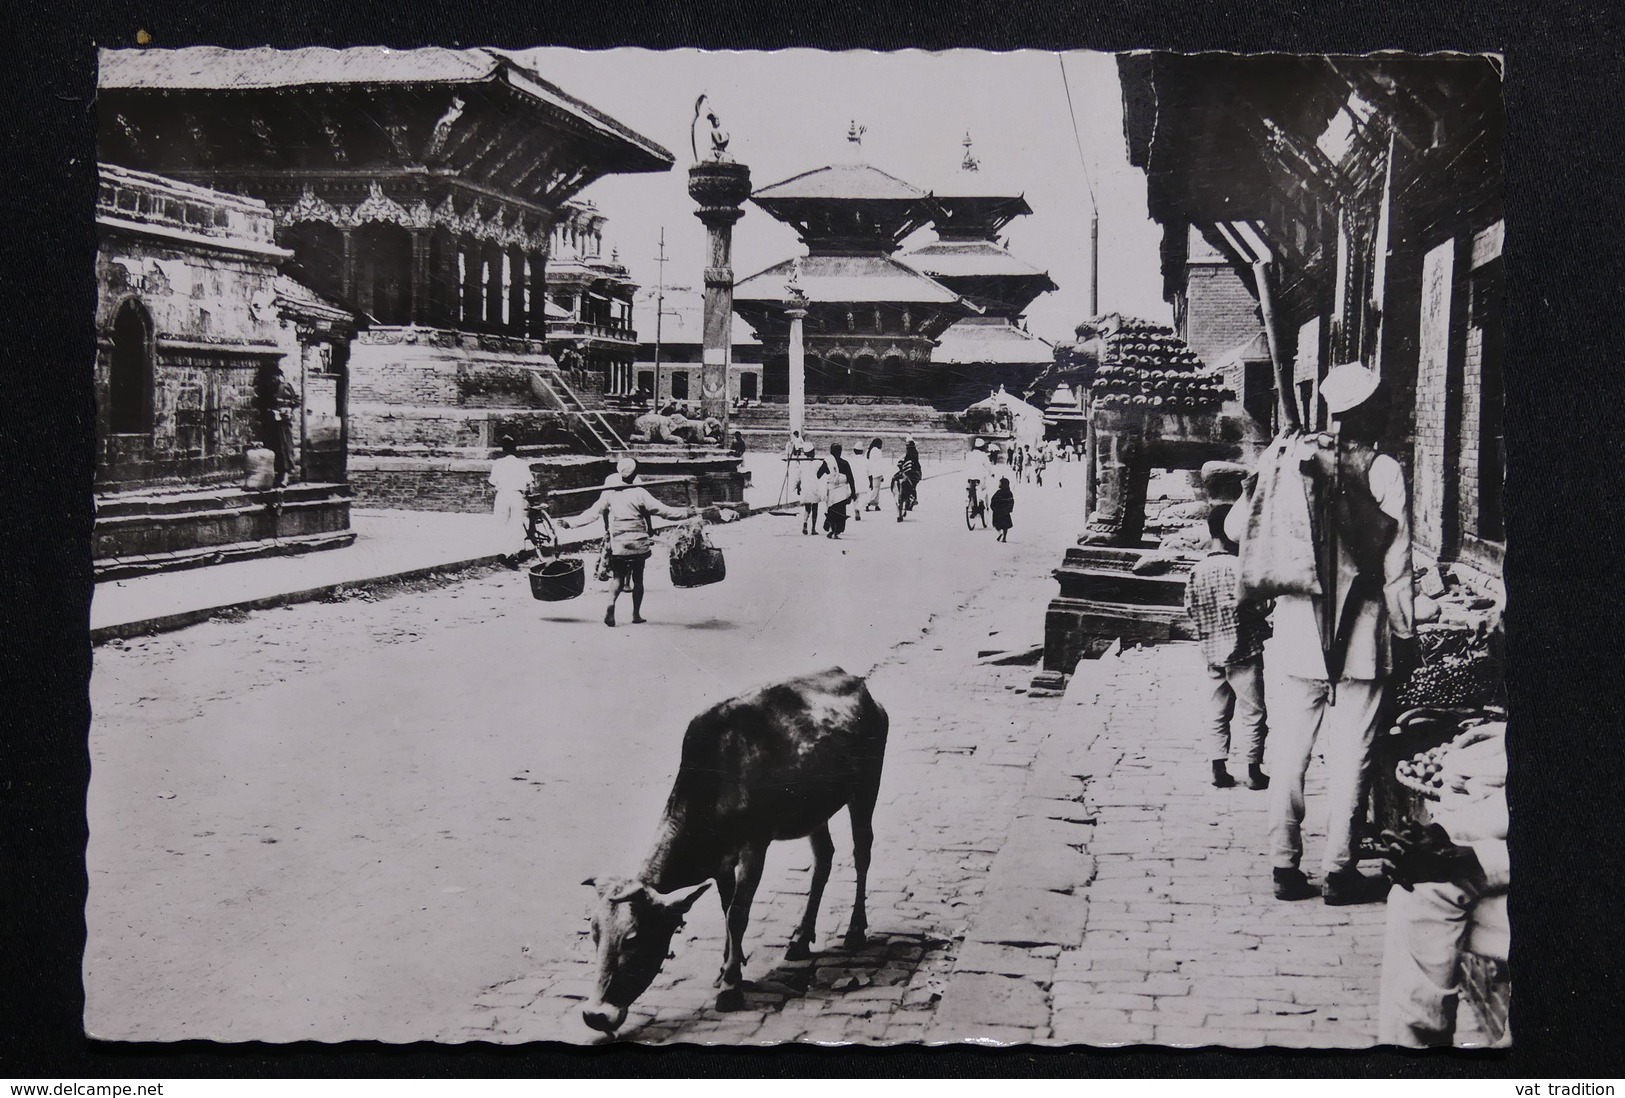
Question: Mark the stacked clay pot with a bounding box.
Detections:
[1087,319,1233,412]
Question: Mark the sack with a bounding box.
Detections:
[1236,434,1321,600]
[594,541,613,583]
[825,473,852,507]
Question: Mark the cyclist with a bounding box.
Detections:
[894,436,922,520]
[963,437,992,516]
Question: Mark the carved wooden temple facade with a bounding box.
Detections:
[545,200,641,401]
[97,47,676,510]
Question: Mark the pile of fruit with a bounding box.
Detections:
[1393,711,1508,798]
[1396,628,1503,710]
[1088,319,1233,412]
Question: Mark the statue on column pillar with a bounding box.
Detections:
[784,258,808,440]
[687,95,750,436]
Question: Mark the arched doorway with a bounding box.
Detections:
[108,299,153,434]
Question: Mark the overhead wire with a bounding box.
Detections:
[1056,53,1098,211]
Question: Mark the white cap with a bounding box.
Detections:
[616,457,638,480]
[1319,362,1381,415]
[973,437,986,449]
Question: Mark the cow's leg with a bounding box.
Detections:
[712,858,738,989]
[786,824,834,961]
[715,843,766,1012]
[844,795,877,951]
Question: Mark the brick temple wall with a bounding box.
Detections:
[1183,262,1263,369]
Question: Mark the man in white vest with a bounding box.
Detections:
[1229,362,1416,904]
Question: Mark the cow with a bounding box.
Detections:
[581,667,888,1034]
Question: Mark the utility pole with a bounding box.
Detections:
[1090,206,1100,317]
[653,228,668,392]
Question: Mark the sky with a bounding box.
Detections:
[519,48,1170,345]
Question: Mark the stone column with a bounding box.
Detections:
[785,292,809,440]
[688,157,751,436]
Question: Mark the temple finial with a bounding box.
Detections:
[961,130,980,172]
[847,120,866,148]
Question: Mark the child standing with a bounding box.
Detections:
[1184,504,1272,789]
[991,476,1015,542]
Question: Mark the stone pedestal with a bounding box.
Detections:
[688,159,752,431]
[1034,546,1197,690]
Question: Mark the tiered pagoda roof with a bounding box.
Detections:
[899,143,1057,369]
[750,163,935,255]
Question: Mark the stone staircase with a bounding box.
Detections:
[527,369,628,454]
[730,401,966,459]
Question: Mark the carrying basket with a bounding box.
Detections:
[670,547,727,588]
[528,557,586,601]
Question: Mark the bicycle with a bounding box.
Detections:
[965,479,988,530]
[523,490,560,553]
[890,466,919,522]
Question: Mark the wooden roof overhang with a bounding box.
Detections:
[97,48,674,231]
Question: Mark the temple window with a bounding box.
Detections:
[429,227,459,328]
[108,298,153,434]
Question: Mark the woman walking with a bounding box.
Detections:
[487,435,534,569]
[822,442,856,539]
[991,476,1015,542]
[564,457,698,627]
[897,436,923,520]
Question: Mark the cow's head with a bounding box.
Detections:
[580,876,712,1034]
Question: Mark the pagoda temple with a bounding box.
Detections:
[903,135,1058,407]
[544,200,640,402]
[96,47,690,510]
[733,128,978,403]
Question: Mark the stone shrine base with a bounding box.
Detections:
[1035,544,1197,692]
[94,482,354,581]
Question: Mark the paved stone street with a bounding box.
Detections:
[933,642,1389,1049]
[85,458,1390,1049]
[86,464,1090,1044]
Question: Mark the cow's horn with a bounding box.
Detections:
[580,877,597,887]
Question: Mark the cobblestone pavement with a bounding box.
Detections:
[929,642,1390,1049]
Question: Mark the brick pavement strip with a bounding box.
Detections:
[934,641,1390,1049]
